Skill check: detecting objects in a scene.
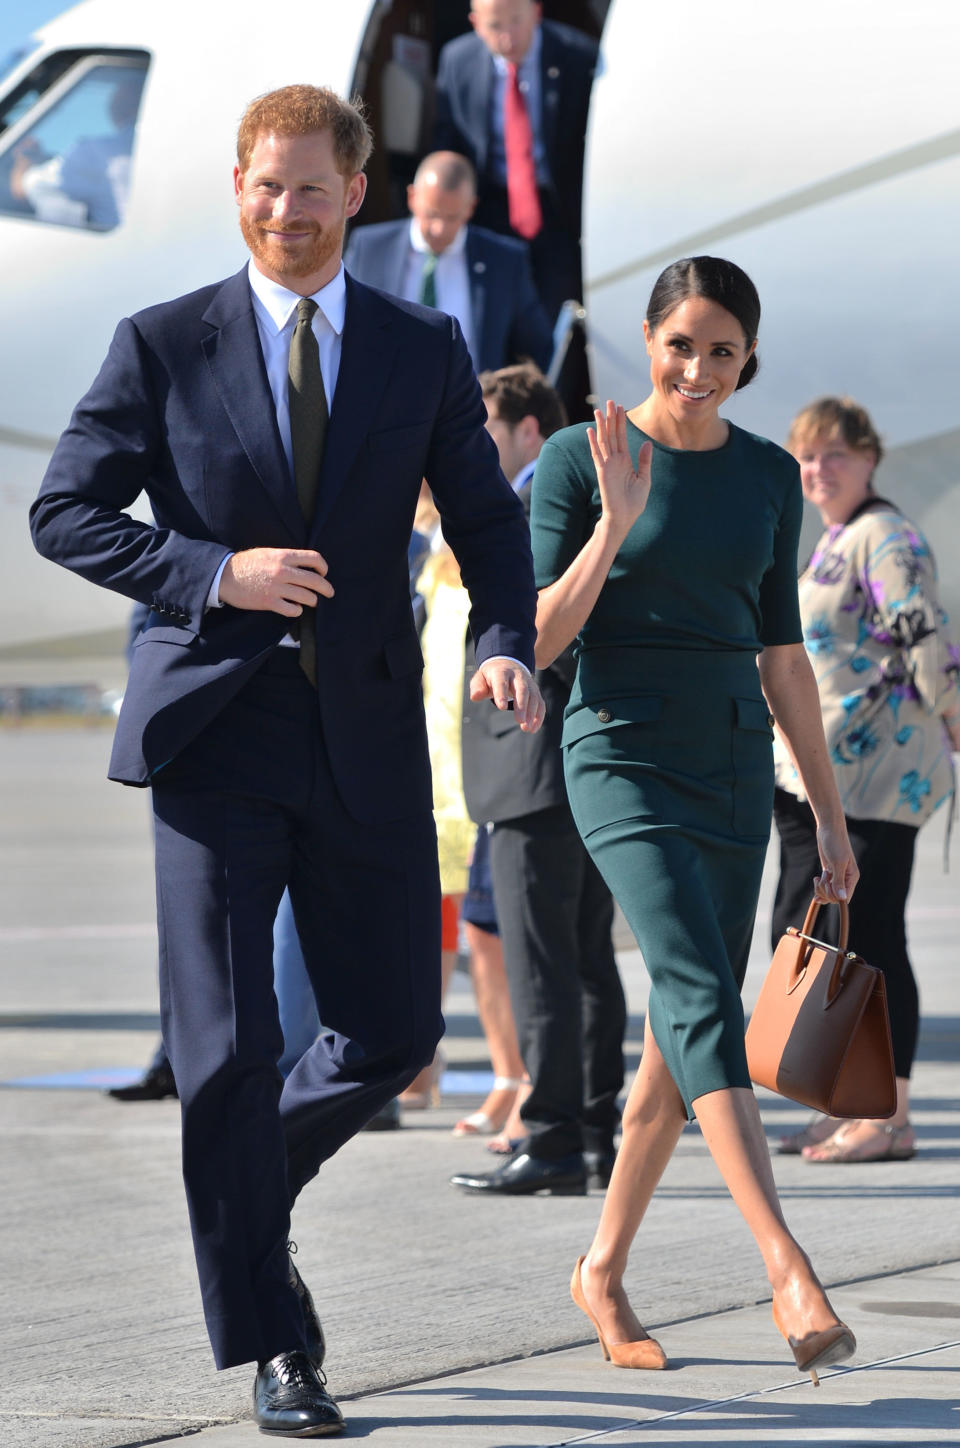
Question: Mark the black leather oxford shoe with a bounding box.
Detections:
[287,1245,324,1370]
[450,1149,587,1195]
[106,1061,178,1101]
[253,1350,343,1437]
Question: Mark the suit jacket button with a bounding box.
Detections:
[597,707,612,723]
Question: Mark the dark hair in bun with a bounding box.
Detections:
[646,256,760,390]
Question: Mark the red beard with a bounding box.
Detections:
[240,213,343,281]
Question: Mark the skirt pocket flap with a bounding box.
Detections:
[735,696,775,733]
[563,695,662,747]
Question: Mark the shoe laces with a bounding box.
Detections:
[273,1350,325,1391]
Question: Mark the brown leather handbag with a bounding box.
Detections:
[745,897,896,1118]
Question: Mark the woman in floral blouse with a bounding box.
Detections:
[772,397,960,1162]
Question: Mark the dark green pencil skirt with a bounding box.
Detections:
[562,647,775,1117]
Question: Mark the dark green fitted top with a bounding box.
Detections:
[530,418,803,654]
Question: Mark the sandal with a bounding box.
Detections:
[803,1120,916,1163]
[452,1076,522,1137]
[777,1114,845,1156]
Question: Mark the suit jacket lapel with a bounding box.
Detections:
[470,40,495,174]
[465,229,488,371]
[201,269,303,540]
[385,227,409,298]
[311,275,397,534]
[539,24,562,172]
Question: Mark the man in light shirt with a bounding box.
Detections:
[343,150,551,375]
[31,84,542,1438]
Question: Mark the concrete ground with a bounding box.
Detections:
[1,726,958,1447]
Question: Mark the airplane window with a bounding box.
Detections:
[0,42,40,92]
[0,54,148,231]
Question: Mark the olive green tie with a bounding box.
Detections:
[419,252,438,308]
[287,296,328,685]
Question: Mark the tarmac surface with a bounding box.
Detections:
[1,725,958,1448]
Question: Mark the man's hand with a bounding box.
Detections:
[218,548,334,616]
[469,659,545,733]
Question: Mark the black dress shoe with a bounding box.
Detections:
[360,1097,401,1131]
[450,1150,587,1196]
[253,1350,343,1437]
[106,1062,178,1101]
[288,1246,325,1369]
[584,1148,617,1190]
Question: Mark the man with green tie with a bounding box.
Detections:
[343,150,551,375]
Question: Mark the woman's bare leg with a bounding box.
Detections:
[578,1027,687,1344]
[693,1085,845,1338]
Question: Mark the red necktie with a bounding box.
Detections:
[504,63,542,240]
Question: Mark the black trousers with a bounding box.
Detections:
[771,788,919,1079]
[489,802,626,1160]
[151,651,443,1369]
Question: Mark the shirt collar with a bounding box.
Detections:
[511,458,538,494]
[408,218,468,259]
[491,24,541,78]
[246,258,347,336]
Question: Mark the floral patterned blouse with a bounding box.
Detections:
[773,499,959,827]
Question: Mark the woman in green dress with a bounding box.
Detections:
[531,256,860,1383]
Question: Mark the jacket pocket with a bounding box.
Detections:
[366,421,432,453]
[383,632,424,678]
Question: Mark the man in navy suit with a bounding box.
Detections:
[30,84,542,1438]
[343,150,552,375]
[434,0,599,321]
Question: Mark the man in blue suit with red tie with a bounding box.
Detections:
[30,84,542,1438]
[434,0,599,321]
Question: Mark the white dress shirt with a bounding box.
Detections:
[208,259,529,681]
[404,220,474,356]
[206,261,347,622]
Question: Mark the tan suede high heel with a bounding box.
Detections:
[570,1257,667,1370]
[771,1295,856,1385]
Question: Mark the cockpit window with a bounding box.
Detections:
[0,51,149,231]
[0,41,40,93]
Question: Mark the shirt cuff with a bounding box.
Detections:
[205,553,233,610]
[482,655,531,675]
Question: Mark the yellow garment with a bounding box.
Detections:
[419,548,474,895]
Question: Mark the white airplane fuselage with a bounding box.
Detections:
[1,0,957,665]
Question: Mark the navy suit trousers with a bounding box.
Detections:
[151,650,443,1369]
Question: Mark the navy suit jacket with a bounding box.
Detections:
[30,267,537,823]
[434,20,598,239]
[342,220,552,375]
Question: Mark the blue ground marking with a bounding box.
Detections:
[2,1067,145,1089]
[440,1069,493,1095]
[2,1067,495,1092]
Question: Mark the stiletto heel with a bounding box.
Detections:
[771,1295,856,1385]
[570,1257,667,1370]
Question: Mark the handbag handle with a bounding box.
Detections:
[792,896,850,954]
[784,896,853,1003]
